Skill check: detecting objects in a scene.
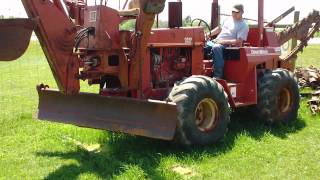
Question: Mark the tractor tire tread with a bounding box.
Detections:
[256,68,300,124]
[168,75,230,145]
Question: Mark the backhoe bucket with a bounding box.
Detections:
[0,18,36,61]
[37,88,178,140]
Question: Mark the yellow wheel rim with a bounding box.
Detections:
[195,98,219,132]
[278,87,293,113]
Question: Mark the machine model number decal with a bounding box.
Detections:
[184,37,193,44]
[250,50,269,55]
[89,11,97,22]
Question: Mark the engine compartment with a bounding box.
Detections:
[151,47,192,88]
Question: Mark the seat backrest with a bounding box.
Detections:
[245,27,260,47]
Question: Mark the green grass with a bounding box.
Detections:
[296,45,320,68]
[0,42,320,179]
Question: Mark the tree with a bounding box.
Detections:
[120,19,136,30]
[183,15,192,26]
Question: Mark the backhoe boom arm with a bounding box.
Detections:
[22,0,80,95]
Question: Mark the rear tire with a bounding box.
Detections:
[168,76,230,145]
[256,68,300,124]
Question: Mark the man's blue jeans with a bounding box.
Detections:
[205,41,226,78]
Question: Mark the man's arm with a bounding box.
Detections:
[206,26,222,38]
[211,26,222,36]
[217,38,244,46]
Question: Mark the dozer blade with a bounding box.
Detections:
[0,18,36,61]
[37,88,178,140]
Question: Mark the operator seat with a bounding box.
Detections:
[245,27,260,47]
[223,27,259,61]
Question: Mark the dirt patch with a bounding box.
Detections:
[172,164,196,177]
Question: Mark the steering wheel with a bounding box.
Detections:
[191,18,212,40]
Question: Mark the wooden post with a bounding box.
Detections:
[289,11,300,69]
[292,11,300,49]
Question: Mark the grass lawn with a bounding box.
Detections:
[0,42,320,180]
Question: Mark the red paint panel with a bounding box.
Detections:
[83,6,121,49]
[149,27,205,45]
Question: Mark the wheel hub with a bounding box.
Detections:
[278,87,293,113]
[195,98,219,132]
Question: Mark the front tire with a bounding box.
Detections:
[256,69,300,124]
[168,76,230,145]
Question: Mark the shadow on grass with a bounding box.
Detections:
[229,107,306,140]
[37,137,177,180]
[37,108,306,179]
